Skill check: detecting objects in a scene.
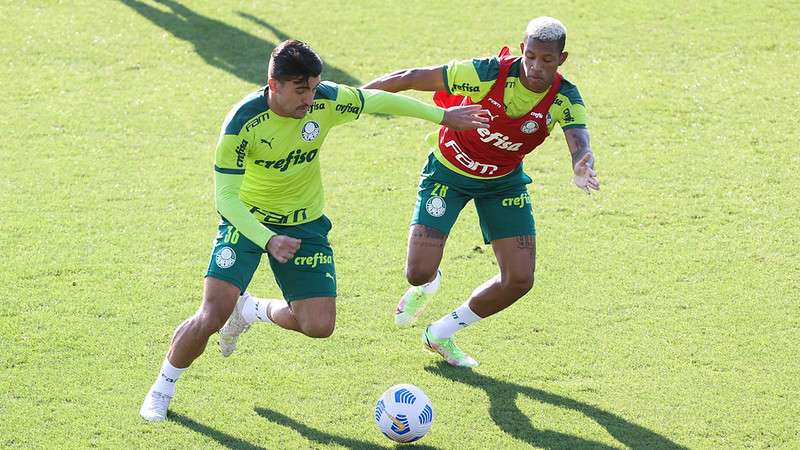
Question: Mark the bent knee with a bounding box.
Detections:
[502,273,535,296]
[299,319,336,338]
[194,311,228,335]
[302,323,335,338]
[406,266,438,287]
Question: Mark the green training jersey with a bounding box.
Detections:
[443,56,587,131]
[215,82,362,227]
[213,81,444,249]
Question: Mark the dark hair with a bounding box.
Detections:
[553,36,566,53]
[268,39,323,82]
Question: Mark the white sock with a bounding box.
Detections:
[240,293,275,324]
[420,270,442,294]
[151,357,187,397]
[428,300,481,340]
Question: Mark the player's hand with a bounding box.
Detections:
[266,235,302,263]
[441,105,491,131]
[573,153,600,194]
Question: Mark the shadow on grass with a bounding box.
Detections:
[171,412,265,450]
[426,362,688,450]
[120,0,360,86]
[255,407,440,450]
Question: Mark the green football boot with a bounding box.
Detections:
[422,325,478,368]
[394,271,440,328]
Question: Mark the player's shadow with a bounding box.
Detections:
[120,0,360,86]
[426,362,688,450]
[171,412,265,449]
[255,407,440,450]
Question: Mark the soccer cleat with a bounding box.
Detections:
[395,272,440,328]
[139,390,172,422]
[218,292,252,357]
[422,325,478,368]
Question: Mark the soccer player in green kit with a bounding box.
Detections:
[140,40,489,421]
[363,17,600,367]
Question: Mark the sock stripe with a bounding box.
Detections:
[429,301,481,340]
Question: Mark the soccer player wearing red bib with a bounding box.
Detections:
[363,17,599,367]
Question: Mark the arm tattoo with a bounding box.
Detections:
[565,129,593,168]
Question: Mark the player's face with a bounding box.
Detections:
[519,38,567,93]
[269,76,321,118]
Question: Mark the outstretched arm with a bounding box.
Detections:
[362,66,447,92]
[564,127,600,194]
[360,88,488,130]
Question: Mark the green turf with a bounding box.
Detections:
[1,0,798,448]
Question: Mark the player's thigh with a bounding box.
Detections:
[200,276,241,325]
[406,225,448,283]
[409,176,469,276]
[474,187,535,244]
[289,296,336,332]
[490,235,536,290]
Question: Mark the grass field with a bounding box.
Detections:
[2,0,799,448]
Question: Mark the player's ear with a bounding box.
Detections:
[519,41,524,54]
[559,51,569,66]
[267,78,278,91]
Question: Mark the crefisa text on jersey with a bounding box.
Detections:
[254,148,319,172]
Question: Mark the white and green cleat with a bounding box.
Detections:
[394,271,440,328]
[218,292,252,357]
[139,390,172,422]
[422,326,479,368]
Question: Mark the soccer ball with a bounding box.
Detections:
[374,384,434,443]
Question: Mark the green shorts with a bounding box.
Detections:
[411,153,535,243]
[205,215,336,301]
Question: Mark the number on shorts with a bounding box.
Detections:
[431,182,448,198]
[223,226,240,244]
